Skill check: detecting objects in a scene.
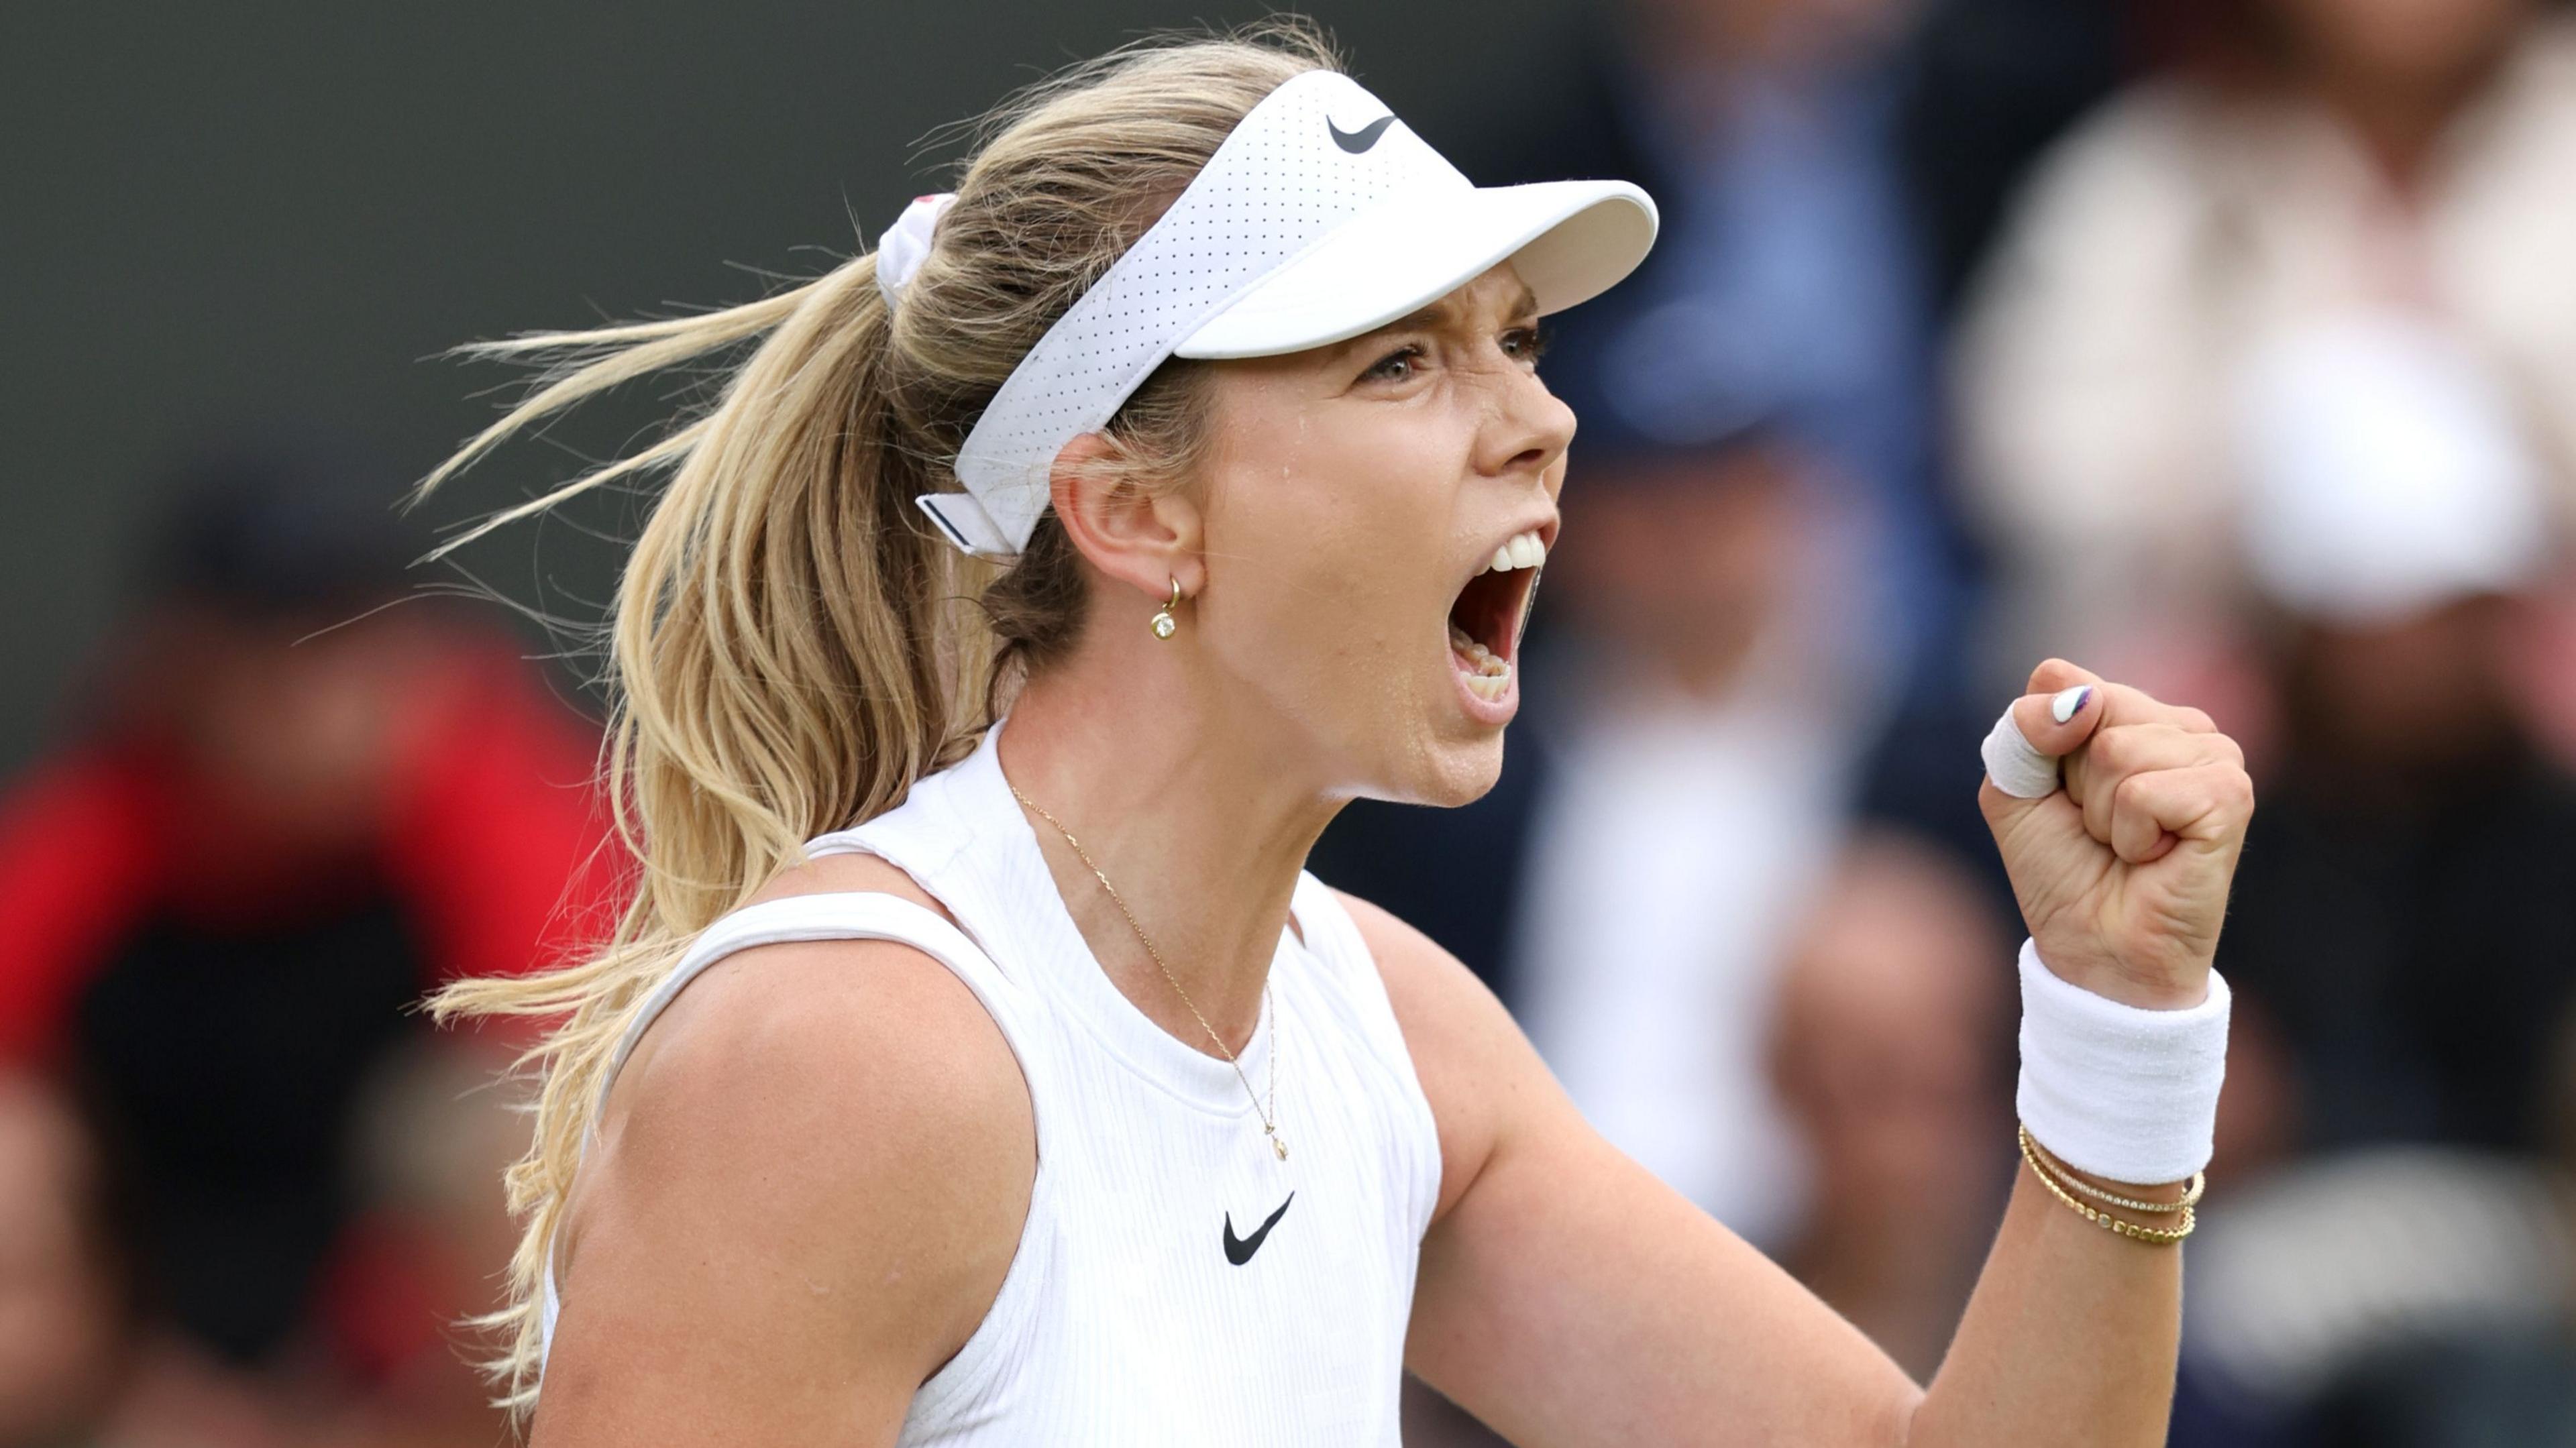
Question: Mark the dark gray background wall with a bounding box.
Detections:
[1,1,1577,770]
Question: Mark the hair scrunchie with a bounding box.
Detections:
[875,192,959,311]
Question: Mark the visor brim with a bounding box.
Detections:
[1170,178,1658,361]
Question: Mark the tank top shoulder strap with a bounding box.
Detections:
[599,890,1038,1101]
[1282,872,1406,1059]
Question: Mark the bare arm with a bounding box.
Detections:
[1362,661,2249,1447]
[1357,891,1919,1445]
[530,886,1034,1445]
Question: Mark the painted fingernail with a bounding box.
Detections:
[2050,685,2094,724]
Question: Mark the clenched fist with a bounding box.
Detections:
[1979,659,2256,1011]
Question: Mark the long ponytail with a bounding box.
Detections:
[420,21,1340,1414]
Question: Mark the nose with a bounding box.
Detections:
[1477,358,1576,484]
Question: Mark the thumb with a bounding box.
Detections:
[1977,662,2106,828]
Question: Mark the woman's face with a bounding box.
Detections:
[1190,262,1572,807]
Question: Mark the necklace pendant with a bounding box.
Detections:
[1271,1133,1288,1161]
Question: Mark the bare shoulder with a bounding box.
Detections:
[1331,889,1566,1225]
[600,848,1024,1209]
[539,852,1032,1443]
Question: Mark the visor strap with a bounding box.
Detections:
[914,492,1014,558]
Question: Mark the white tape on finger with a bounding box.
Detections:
[1981,707,2061,799]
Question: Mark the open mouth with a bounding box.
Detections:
[1446,527,1548,704]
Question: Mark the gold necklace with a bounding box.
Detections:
[1009,782,1287,1161]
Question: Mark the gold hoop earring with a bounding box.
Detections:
[1150,577,1183,640]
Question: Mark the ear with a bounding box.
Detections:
[1048,432,1205,603]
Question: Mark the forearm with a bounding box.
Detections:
[1904,1156,2193,1448]
[1909,665,2246,1448]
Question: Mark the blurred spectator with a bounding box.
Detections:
[2174,998,2576,1444]
[1504,431,1872,1249]
[0,1073,126,1448]
[2151,297,2576,1448]
[1953,0,2576,687]
[1556,0,1958,692]
[1766,830,2012,1380]
[2289,1005,2576,1445]
[316,1036,533,1445]
[2172,1143,2570,1443]
[2212,316,2576,1162]
[0,438,614,1433]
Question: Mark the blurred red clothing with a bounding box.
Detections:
[0,631,619,1373]
[0,641,617,1068]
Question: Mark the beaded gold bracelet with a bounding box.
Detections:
[2017,1123,2198,1246]
[2018,1123,2206,1215]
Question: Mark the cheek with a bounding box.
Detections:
[1196,429,1475,775]
[1208,410,1457,641]
[1207,500,1398,695]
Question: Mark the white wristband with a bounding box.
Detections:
[2015,938,2231,1184]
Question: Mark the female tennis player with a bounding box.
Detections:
[427,23,2249,1446]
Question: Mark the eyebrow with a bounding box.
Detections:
[1350,283,1543,347]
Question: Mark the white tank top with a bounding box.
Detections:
[538,716,1444,1445]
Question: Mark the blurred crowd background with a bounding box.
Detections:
[7,0,2576,1443]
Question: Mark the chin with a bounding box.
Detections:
[1381,704,1510,810]
[1421,743,1507,809]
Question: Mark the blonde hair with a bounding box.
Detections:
[421,21,1341,1413]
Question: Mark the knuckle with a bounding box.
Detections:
[2085,728,2131,771]
[2112,768,2155,810]
[2091,724,2161,771]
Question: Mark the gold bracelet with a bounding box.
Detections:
[2018,1123,2206,1215]
[2017,1127,2197,1246]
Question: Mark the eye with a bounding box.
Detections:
[1502,323,1550,366]
[1361,343,1425,384]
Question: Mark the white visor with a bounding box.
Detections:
[918,69,1660,558]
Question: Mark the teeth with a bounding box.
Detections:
[1446,620,1514,692]
[1452,530,1542,703]
[1478,528,1548,575]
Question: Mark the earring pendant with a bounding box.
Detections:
[1150,577,1182,640]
